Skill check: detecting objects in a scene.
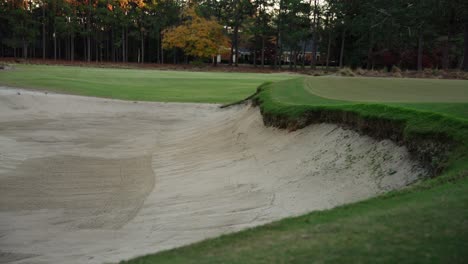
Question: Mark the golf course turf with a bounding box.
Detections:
[1,65,467,263]
[0,64,292,103]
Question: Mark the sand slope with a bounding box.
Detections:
[0,88,426,264]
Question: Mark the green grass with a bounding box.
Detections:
[0,64,293,103]
[122,77,468,264]
[303,76,468,103]
[272,77,468,120]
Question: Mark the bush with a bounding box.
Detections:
[455,71,468,80]
[355,67,367,75]
[337,67,356,77]
[313,72,323,76]
[391,65,402,73]
[392,71,403,78]
[190,59,206,67]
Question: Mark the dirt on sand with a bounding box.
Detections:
[0,88,426,264]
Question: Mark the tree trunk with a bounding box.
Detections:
[339,29,345,68]
[66,35,69,60]
[274,34,281,69]
[462,20,468,71]
[42,2,46,59]
[366,29,374,70]
[87,0,91,62]
[253,34,257,67]
[325,27,332,72]
[278,44,283,69]
[141,32,144,64]
[122,28,125,62]
[95,33,99,62]
[71,33,74,61]
[23,41,27,59]
[161,32,164,64]
[234,25,239,67]
[83,37,86,61]
[54,31,57,60]
[442,37,450,70]
[111,29,115,62]
[161,46,164,64]
[274,0,283,69]
[294,50,298,70]
[156,31,160,63]
[301,42,306,69]
[87,36,91,62]
[229,42,234,66]
[417,31,424,71]
[442,10,453,70]
[311,0,318,69]
[125,28,128,62]
[261,36,265,67]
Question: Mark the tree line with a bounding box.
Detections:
[1,0,467,71]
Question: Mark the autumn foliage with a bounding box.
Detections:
[163,6,230,60]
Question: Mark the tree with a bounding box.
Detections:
[2,0,37,58]
[163,6,230,63]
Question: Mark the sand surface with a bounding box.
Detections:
[0,87,426,264]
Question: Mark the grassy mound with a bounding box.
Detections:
[122,77,468,264]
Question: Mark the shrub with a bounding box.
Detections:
[392,71,403,78]
[190,59,205,67]
[337,67,356,77]
[355,67,367,75]
[313,71,324,76]
[391,65,402,73]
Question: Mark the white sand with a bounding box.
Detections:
[0,87,426,264]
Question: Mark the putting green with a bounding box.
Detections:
[269,77,468,120]
[304,77,468,103]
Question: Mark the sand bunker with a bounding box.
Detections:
[0,88,426,264]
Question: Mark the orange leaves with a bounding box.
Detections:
[163,6,230,58]
[118,0,145,10]
[8,0,30,9]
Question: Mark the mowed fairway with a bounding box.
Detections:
[0,64,293,103]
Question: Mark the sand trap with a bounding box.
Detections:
[0,87,426,264]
